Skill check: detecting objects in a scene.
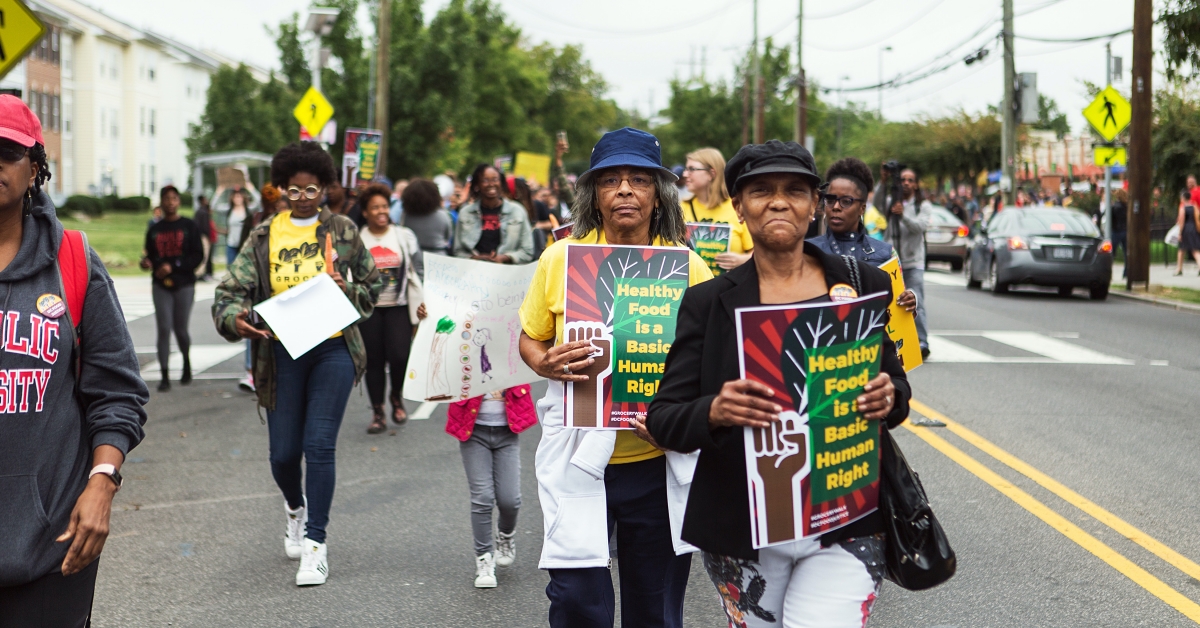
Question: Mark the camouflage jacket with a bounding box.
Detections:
[212,208,381,411]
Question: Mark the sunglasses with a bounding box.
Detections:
[286,185,323,201]
[820,194,864,208]
[0,141,29,164]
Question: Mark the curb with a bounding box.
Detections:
[1108,289,1200,313]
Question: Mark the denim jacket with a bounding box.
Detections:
[809,226,895,267]
[452,199,535,264]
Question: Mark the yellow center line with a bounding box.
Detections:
[900,419,1200,623]
[910,399,1200,583]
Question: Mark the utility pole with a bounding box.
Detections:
[794,0,805,145]
[752,0,763,144]
[374,0,390,177]
[1102,42,1113,243]
[1001,0,1016,205]
[1127,0,1152,288]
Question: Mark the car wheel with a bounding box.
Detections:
[1089,284,1109,301]
[965,255,981,289]
[950,258,963,272]
[989,261,1009,294]
[1058,286,1074,297]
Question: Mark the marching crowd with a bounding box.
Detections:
[1,91,955,627]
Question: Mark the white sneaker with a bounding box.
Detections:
[495,531,516,567]
[284,498,307,560]
[296,538,328,586]
[238,373,256,392]
[474,552,497,588]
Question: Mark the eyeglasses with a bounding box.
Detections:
[820,194,864,208]
[597,173,654,190]
[0,142,29,163]
[684,167,710,174]
[285,185,323,201]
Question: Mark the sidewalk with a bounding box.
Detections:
[1112,262,1200,290]
[111,276,218,322]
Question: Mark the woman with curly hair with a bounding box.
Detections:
[0,95,148,624]
[212,142,381,587]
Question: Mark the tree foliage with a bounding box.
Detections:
[1033,95,1070,138]
[1161,0,1200,81]
[1151,86,1200,201]
[185,65,297,160]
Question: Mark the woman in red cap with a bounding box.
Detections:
[0,96,148,624]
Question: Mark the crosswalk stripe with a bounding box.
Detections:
[140,344,245,381]
[411,402,439,420]
[926,331,1133,365]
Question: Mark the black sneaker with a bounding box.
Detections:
[157,379,171,392]
[181,361,193,385]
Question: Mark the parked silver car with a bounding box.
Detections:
[924,205,970,270]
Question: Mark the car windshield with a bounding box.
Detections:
[1015,209,1099,237]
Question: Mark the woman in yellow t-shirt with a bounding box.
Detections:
[213,142,381,588]
[518,128,712,627]
[683,147,754,272]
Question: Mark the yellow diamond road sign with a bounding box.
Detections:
[0,0,47,79]
[1093,146,1126,167]
[1082,85,1131,143]
[294,87,335,139]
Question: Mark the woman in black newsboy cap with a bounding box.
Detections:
[645,140,912,628]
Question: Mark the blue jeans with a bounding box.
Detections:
[267,338,356,544]
[902,267,928,350]
[546,456,692,628]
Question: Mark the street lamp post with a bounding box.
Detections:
[877,46,892,119]
[305,8,339,93]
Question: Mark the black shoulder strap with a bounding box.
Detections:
[841,254,862,295]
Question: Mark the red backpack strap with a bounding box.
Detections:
[58,229,90,329]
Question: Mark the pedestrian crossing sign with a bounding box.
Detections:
[1082,85,1131,143]
[1093,146,1126,167]
[293,87,335,139]
[0,0,47,80]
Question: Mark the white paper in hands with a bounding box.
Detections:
[253,273,360,359]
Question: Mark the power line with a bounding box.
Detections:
[807,0,882,20]
[1014,28,1132,43]
[806,0,949,52]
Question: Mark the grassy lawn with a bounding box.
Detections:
[1126,284,1200,304]
[59,207,223,276]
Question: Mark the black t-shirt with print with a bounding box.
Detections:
[476,202,503,255]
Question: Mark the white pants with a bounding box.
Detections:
[702,534,884,628]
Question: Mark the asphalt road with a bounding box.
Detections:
[93,268,1200,627]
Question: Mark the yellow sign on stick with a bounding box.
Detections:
[512,151,551,188]
[879,257,923,372]
[293,87,335,139]
[0,0,47,80]
[1093,146,1127,167]
[1082,85,1131,143]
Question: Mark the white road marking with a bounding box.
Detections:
[140,344,246,381]
[924,273,968,286]
[1150,360,1169,366]
[411,402,440,420]
[926,331,1133,365]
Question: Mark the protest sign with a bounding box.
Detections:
[343,128,383,187]
[403,255,540,402]
[563,245,691,428]
[686,222,732,276]
[878,258,923,371]
[254,274,360,360]
[513,152,551,188]
[736,292,889,548]
[551,222,574,241]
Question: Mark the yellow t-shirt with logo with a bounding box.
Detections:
[683,197,754,254]
[520,229,714,464]
[269,211,341,337]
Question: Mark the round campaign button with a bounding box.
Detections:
[828,283,859,302]
[36,293,67,319]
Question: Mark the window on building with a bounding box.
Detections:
[99,109,106,139]
[51,29,60,65]
[52,95,60,133]
[149,109,156,137]
[110,108,118,138]
[150,165,156,192]
[139,107,145,135]
[148,66,156,81]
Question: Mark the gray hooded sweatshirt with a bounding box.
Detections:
[0,191,147,586]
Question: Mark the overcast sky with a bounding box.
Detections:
[94,0,1150,135]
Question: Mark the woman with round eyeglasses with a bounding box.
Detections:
[682,147,754,272]
[213,142,381,588]
[809,157,917,311]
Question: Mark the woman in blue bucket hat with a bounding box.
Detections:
[519,128,713,627]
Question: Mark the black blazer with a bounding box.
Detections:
[646,242,911,560]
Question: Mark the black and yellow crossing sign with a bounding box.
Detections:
[0,0,47,79]
[1082,85,1131,143]
[1093,146,1126,167]
[293,87,335,139]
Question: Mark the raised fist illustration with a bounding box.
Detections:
[752,412,810,544]
[565,322,612,428]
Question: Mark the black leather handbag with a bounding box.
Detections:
[878,429,957,590]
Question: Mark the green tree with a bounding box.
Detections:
[1033,94,1070,138]
[1161,0,1200,80]
[1151,87,1200,203]
[185,65,298,161]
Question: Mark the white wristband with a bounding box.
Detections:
[89,463,116,479]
